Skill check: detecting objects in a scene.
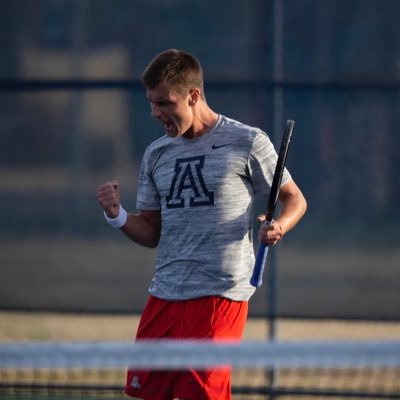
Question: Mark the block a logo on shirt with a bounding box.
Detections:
[166,155,214,208]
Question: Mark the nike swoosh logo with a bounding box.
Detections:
[212,143,230,150]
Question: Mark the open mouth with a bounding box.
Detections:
[163,121,176,134]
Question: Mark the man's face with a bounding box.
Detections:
[146,83,193,138]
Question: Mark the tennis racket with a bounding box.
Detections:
[250,119,295,288]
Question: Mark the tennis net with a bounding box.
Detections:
[1,340,400,399]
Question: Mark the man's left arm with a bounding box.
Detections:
[258,179,307,245]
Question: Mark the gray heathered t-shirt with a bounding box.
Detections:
[136,114,291,301]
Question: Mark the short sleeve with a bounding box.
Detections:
[248,130,291,194]
[136,147,161,210]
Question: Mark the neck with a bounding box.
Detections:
[184,105,219,139]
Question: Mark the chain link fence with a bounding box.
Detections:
[0,0,399,320]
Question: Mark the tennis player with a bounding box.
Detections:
[97,49,307,400]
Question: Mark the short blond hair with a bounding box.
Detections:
[142,49,205,98]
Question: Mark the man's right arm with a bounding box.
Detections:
[97,181,161,248]
[121,210,161,248]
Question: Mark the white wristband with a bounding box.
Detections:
[104,205,128,229]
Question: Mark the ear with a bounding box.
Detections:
[189,88,201,106]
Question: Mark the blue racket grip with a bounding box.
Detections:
[250,243,269,287]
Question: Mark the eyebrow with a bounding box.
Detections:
[147,98,172,105]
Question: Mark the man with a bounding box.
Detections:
[96,49,307,400]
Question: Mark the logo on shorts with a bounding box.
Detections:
[131,376,141,388]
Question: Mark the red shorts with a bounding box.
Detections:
[125,295,248,400]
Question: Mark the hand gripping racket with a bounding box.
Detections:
[250,119,295,288]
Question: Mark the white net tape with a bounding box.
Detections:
[1,340,399,370]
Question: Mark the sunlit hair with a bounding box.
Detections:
[142,49,205,99]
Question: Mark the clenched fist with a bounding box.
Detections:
[96,181,121,218]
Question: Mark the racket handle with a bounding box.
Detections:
[250,243,269,287]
